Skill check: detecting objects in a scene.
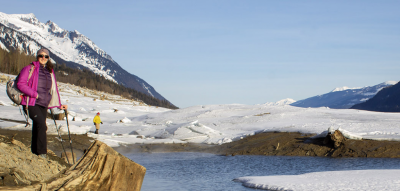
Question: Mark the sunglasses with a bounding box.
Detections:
[38,54,49,59]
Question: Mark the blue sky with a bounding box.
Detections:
[3,0,400,108]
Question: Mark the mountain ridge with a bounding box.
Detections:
[351,81,400,112]
[263,98,296,106]
[0,12,170,104]
[290,81,398,109]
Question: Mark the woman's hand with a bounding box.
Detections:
[60,105,68,110]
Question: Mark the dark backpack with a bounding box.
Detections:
[6,64,35,127]
[6,65,35,105]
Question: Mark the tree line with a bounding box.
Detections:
[0,48,178,109]
[0,47,36,75]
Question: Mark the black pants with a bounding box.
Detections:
[24,105,48,155]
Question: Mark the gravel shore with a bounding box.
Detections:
[3,128,400,161]
[113,131,400,158]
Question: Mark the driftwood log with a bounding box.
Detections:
[61,151,76,164]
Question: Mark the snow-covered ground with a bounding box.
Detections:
[1,73,400,190]
[234,169,400,190]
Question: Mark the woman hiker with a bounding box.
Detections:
[93,112,102,134]
[17,48,68,158]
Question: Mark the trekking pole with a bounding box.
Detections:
[50,109,70,165]
[64,109,75,164]
[21,106,30,127]
[24,97,30,127]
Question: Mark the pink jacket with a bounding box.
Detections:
[17,61,62,109]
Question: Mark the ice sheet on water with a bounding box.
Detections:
[235,170,400,191]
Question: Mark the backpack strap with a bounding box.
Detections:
[28,64,35,80]
[24,64,35,127]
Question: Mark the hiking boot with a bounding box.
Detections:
[95,129,99,134]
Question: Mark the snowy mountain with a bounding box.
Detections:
[0,12,169,102]
[351,81,400,112]
[291,81,398,109]
[263,98,296,106]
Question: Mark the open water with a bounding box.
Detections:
[124,152,400,191]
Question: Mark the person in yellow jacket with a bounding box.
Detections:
[93,112,102,134]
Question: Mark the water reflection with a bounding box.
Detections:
[124,152,400,191]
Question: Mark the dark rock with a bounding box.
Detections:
[324,130,346,148]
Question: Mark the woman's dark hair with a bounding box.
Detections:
[46,61,54,73]
[36,56,54,73]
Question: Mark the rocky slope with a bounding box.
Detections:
[0,134,68,187]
